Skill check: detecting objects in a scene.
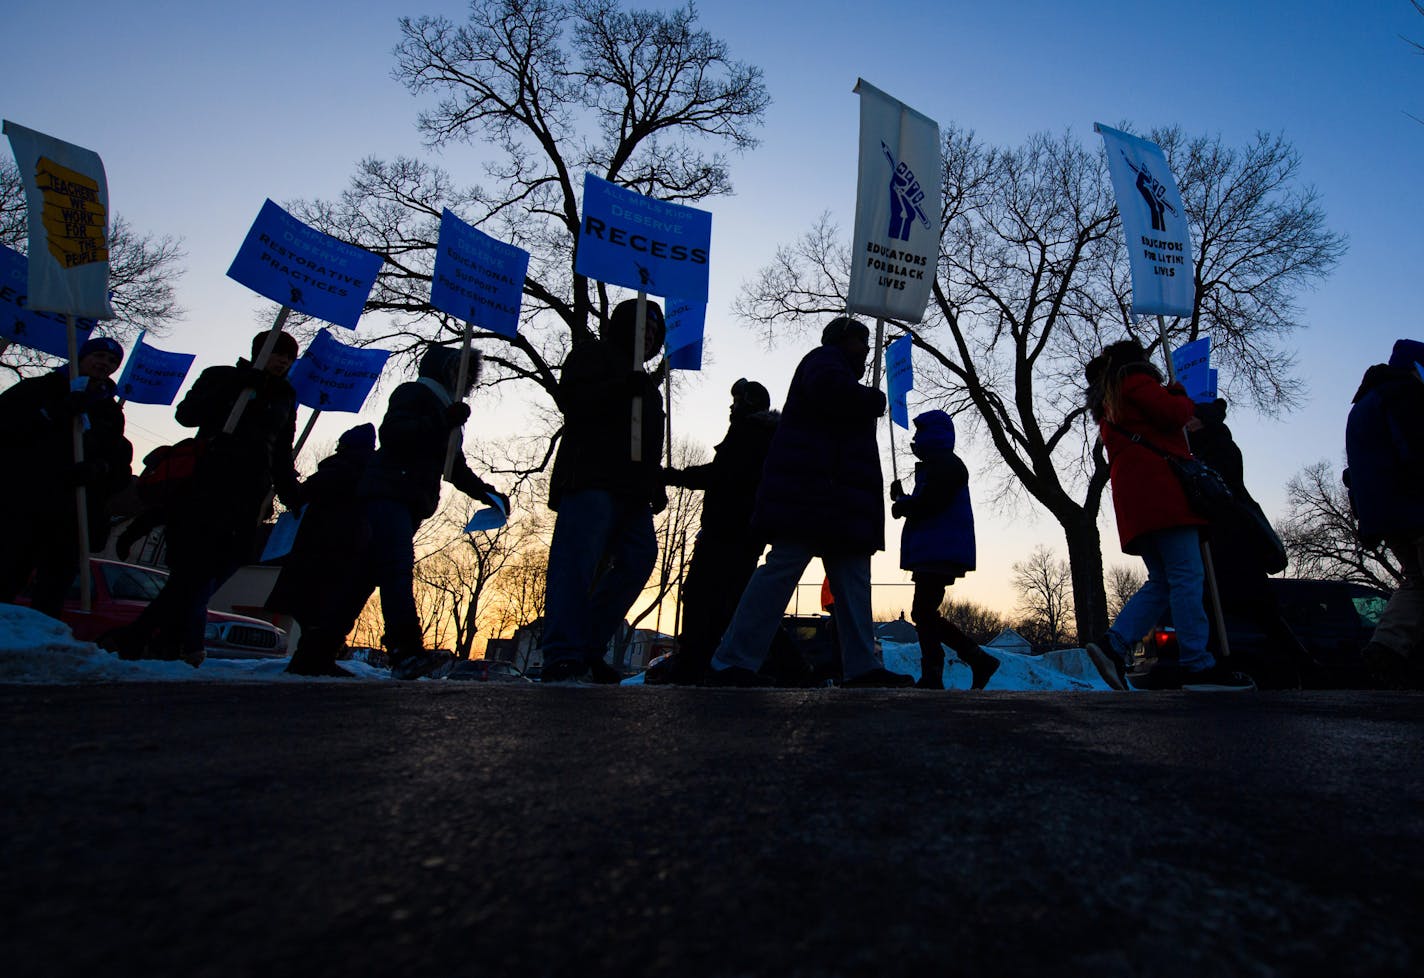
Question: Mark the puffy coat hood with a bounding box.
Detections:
[604,299,665,361]
[911,410,955,455]
[1388,338,1424,372]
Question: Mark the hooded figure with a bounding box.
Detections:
[890,410,996,690]
[0,337,133,617]
[539,299,668,683]
[1345,338,1424,687]
[293,346,506,681]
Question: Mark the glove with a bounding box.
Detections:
[235,365,266,387]
[445,402,471,427]
[277,481,307,513]
[480,488,510,515]
[891,498,908,519]
[661,467,685,488]
[873,389,888,417]
[69,459,109,486]
[889,479,904,501]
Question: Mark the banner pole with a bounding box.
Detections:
[443,318,475,481]
[871,317,886,390]
[1159,315,1231,661]
[66,315,92,614]
[292,409,321,460]
[631,292,648,463]
[224,305,290,434]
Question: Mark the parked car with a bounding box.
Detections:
[448,658,532,683]
[1139,578,1390,689]
[19,558,288,660]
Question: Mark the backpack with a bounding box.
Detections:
[136,437,208,506]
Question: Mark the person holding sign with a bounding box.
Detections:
[706,317,913,688]
[104,331,305,666]
[889,410,998,691]
[0,337,133,617]
[539,299,667,684]
[303,346,507,682]
[1083,339,1252,692]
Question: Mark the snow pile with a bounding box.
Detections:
[879,640,1105,691]
[0,603,387,684]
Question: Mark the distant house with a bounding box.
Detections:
[986,628,1033,655]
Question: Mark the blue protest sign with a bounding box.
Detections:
[1170,337,1214,403]
[885,334,914,429]
[286,329,391,413]
[0,244,95,356]
[464,494,508,532]
[114,332,195,405]
[664,298,705,372]
[226,199,384,330]
[575,173,711,302]
[261,509,304,562]
[429,210,528,337]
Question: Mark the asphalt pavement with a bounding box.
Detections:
[3,684,1420,978]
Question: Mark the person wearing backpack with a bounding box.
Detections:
[104,331,305,666]
[1083,338,1252,692]
[1345,338,1424,688]
[889,409,998,690]
[0,337,133,618]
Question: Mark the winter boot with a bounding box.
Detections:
[286,628,353,678]
[916,648,945,690]
[388,642,455,681]
[959,645,1000,691]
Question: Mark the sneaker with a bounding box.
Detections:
[1084,636,1128,691]
[586,658,626,685]
[1181,662,1256,692]
[1129,661,1182,691]
[841,667,915,689]
[390,650,455,681]
[701,665,773,688]
[540,659,592,684]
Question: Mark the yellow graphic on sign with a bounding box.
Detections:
[36,156,108,269]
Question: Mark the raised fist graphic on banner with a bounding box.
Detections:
[881,142,931,242]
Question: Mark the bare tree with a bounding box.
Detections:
[1011,545,1075,647]
[1,158,186,378]
[940,597,1007,646]
[484,551,550,671]
[1279,460,1404,591]
[737,126,1345,642]
[290,0,769,482]
[1105,563,1146,620]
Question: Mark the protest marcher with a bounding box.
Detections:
[1184,397,1310,688]
[298,347,508,682]
[539,299,667,684]
[646,378,781,685]
[890,409,997,690]
[103,331,305,666]
[0,337,133,618]
[706,316,913,688]
[1084,338,1252,691]
[265,423,376,677]
[1345,338,1424,688]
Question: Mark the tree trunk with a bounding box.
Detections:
[1063,515,1109,644]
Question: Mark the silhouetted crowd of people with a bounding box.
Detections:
[1,309,1420,690]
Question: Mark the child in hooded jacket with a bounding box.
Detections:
[891,410,999,690]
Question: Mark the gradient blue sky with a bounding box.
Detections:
[5,1,1420,616]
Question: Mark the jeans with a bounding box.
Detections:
[540,490,657,667]
[1109,526,1213,672]
[1374,531,1424,657]
[710,541,879,680]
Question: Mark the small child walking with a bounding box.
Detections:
[891,410,999,690]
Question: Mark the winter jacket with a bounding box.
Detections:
[265,439,374,620]
[753,343,887,554]
[675,409,779,540]
[360,346,494,522]
[548,323,665,511]
[1100,370,1205,554]
[175,360,301,519]
[895,411,975,573]
[0,369,133,546]
[1345,363,1424,546]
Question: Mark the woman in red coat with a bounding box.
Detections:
[1082,339,1249,691]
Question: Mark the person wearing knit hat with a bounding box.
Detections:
[101,332,305,667]
[1345,339,1424,688]
[0,337,133,618]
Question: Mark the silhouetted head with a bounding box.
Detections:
[77,336,123,379]
[729,377,772,421]
[251,330,299,376]
[605,299,665,363]
[911,409,956,457]
[820,316,871,379]
[419,345,481,398]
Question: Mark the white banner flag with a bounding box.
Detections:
[847,79,940,324]
[3,121,115,319]
[1096,124,1195,318]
